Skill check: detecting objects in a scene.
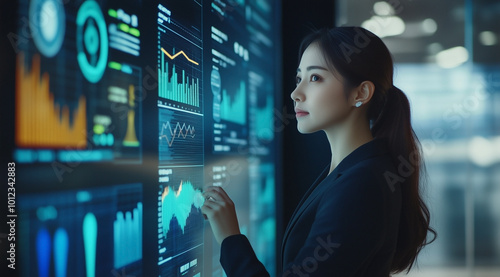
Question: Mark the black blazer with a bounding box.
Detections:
[220,139,402,277]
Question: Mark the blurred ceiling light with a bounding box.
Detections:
[468,136,500,167]
[373,1,394,16]
[435,46,468,68]
[421,18,437,34]
[362,16,405,38]
[427,42,443,54]
[479,31,498,46]
[399,19,437,38]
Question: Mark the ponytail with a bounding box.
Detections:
[371,85,437,273]
[371,86,411,159]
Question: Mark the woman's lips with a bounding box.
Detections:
[294,108,309,118]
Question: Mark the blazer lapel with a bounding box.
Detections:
[280,139,389,267]
[281,166,341,264]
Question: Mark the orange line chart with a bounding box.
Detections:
[160,47,199,65]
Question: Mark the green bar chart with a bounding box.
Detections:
[158,48,201,107]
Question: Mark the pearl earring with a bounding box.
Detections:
[355,101,362,108]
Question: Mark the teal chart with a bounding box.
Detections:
[158,48,201,107]
[18,184,143,277]
[248,69,275,156]
[158,166,204,277]
[209,22,250,153]
[157,2,202,113]
[161,180,204,237]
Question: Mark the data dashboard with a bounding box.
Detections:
[3,0,282,276]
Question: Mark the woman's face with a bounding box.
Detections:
[291,43,352,134]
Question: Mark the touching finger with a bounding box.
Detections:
[203,190,219,202]
[205,186,232,203]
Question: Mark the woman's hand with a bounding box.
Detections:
[201,186,241,244]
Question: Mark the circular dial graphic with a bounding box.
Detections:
[76,0,108,83]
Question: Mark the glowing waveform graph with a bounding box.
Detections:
[159,121,196,147]
[16,53,87,148]
[158,108,203,165]
[161,180,204,238]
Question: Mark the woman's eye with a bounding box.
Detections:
[311,75,320,82]
[295,77,301,85]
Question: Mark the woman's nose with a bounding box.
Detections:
[290,86,303,102]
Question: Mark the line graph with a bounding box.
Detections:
[161,47,199,65]
[158,49,201,107]
[159,121,196,147]
[157,0,203,113]
[158,107,203,165]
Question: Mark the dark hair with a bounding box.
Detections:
[298,27,436,273]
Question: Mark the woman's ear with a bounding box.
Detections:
[352,81,375,107]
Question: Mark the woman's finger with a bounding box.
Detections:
[201,199,218,218]
[203,189,220,202]
[200,186,241,244]
[203,187,222,202]
[204,186,232,203]
[213,186,232,203]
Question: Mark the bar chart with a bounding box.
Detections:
[18,183,144,277]
[158,48,200,107]
[16,53,87,148]
[157,1,202,112]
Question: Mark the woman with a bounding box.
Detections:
[202,26,436,277]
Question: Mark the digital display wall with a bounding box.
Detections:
[3,0,281,276]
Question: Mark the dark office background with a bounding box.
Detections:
[280,0,335,238]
